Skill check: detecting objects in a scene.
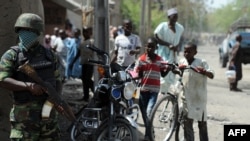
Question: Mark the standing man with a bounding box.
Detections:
[70,26,94,102]
[65,28,82,79]
[0,13,62,140]
[154,7,184,93]
[50,27,59,48]
[228,34,243,92]
[53,29,68,81]
[111,19,142,69]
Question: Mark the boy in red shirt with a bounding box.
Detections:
[134,36,171,140]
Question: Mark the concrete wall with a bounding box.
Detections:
[67,10,82,31]
[0,1,44,140]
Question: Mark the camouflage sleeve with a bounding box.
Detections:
[0,49,16,81]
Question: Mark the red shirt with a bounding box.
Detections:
[135,53,167,93]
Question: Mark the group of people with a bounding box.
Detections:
[42,24,97,103]
[132,8,214,141]
[0,7,216,141]
[42,25,82,82]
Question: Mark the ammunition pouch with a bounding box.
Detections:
[13,91,47,104]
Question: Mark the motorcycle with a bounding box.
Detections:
[70,45,139,141]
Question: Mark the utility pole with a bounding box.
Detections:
[94,0,109,52]
[140,0,146,46]
[93,0,109,85]
[146,0,151,38]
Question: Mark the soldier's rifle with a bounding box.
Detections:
[18,61,76,121]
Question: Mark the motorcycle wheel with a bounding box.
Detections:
[93,118,138,141]
[70,117,93,141]
[70,105,92,141]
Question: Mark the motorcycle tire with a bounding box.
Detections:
[93,118,138,141]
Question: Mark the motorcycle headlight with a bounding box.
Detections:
[123,82,136,100]
[111,87,121,100]
[117,71,127,81]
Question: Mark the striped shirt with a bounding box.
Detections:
[135,53,166,93]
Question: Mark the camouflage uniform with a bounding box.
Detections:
[9,102,60,141]
[0,13,61,141]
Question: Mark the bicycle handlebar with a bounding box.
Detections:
[162,62,205,76]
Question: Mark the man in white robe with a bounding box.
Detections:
[154,7,184,93]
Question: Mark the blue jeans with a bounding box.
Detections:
[139,91,158,137]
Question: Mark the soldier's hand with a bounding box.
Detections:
[26,82,47,95]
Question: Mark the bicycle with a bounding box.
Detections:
[149,64,202,141]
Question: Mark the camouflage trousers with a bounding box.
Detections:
[9,101,61,141]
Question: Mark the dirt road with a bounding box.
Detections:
[196,43,250,140]
[135,43,250,141]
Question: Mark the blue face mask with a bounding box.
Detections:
[18,30,39,51]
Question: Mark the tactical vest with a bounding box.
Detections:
[11,45,56,103]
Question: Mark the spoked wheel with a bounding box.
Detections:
[149,93,178,141]
[70,116,93,141]
[94,118,138,141]
[70,105,93,141]
[70,121,88,141]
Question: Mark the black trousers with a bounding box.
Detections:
[81,64,94,100]
[184,118,209,141]
[229,61,242,89]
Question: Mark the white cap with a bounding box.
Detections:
[167,8,178,16]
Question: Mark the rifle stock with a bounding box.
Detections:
[18,61,76,121]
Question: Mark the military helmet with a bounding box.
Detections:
[14,13,44,35]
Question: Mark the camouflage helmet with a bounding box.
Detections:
[14,13,44,35]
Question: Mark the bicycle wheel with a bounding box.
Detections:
[149,93,178,141]
[175,119,185,141]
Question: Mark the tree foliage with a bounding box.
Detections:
[120,0,142,33]
[120,0,250,35]
[120,0,208,39]
[206,0,250,33]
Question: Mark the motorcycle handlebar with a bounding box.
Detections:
[88,59,105,65]
[86,44,107,56]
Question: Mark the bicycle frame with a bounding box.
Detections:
[149,64,201,141]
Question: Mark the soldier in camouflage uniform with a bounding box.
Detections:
[0,13,62,141]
